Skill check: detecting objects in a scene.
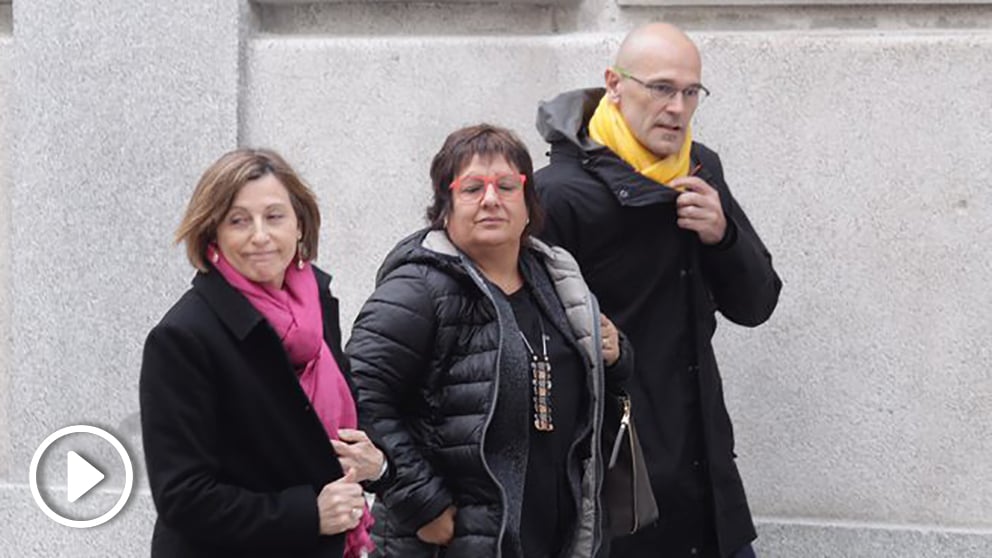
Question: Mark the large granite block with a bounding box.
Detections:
[692,31,992,527]
[4,1,244,550]
[0,37,10,479]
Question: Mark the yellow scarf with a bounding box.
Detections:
[588,93,692,188]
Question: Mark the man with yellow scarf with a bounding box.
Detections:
[534,23,782,558]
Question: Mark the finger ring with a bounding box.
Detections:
[351,507,363,519]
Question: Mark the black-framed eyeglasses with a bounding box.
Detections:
[613,66,710,104]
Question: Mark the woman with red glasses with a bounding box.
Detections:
[347,124,632,558]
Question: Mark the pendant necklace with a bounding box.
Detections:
[519,314,553,432]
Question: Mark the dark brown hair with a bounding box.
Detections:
[175,148,321,271]
[426,123,544,237]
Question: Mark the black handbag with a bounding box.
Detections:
[603,392,659,536]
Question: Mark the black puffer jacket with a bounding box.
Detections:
[348,229,629,558]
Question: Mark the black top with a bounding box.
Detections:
[507,284,585,558]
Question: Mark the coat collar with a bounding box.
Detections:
[540,87,713,207]
[420,229,560,269]
[191,265,335,342]
[192,269,263,341]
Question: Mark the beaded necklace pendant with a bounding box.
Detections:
[519,318,553,432]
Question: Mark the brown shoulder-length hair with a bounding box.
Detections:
[426,123,544,237]
[175,148,321,271]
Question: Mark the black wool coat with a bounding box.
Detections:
[140,266,352,558]
[534,88,782,558]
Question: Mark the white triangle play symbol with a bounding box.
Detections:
[66,450,105,503]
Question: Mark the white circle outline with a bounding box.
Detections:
[29,424,134,529]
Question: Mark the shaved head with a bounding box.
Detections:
[615,23,700,76]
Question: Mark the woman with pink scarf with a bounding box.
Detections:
[140,148,384,558]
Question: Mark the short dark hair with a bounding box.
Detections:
[426,124,544,237]
[175,148,321,271]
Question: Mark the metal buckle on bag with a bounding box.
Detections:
[608,395,632,468]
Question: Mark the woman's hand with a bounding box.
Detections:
[416,505,457,546]
[601,314,621,367]
[332,429,386,483]
[317,468,366,536]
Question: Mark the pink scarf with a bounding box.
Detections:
[208,245,373,557]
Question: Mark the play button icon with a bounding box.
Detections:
[66,450,106,503]
[29,425,134,528]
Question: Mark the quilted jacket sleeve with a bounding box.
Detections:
[346,263,455,533]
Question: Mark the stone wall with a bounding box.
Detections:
[0,1,989,555]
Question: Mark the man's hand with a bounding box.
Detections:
[416,505,457,546]
[331,429,386,483]
[670,176,727,245]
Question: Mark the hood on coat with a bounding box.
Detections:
[536,87,607,152]
[376,228,568,288]
[373,228,463,286]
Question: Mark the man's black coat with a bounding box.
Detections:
[535,88,782,557]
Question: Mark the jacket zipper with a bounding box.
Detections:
[462,262,509,557]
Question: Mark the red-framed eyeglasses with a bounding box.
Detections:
[449,173,527,203]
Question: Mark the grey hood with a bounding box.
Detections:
[535,87,608,152]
